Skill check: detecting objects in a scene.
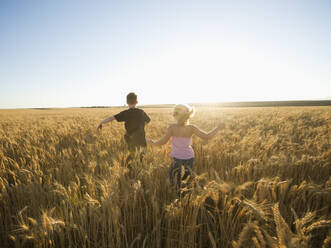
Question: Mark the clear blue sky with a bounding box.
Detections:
[1,0,330,108]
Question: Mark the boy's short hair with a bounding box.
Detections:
[127,92,138,104]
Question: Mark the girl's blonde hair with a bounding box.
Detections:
[173,104,195,125]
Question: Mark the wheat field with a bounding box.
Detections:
[0,106,330,248]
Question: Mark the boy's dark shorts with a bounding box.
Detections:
[124,133,146,152]
[124,134,146,164]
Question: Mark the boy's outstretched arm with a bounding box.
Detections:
[97,116,116,130]
[192,122,225,140]
[146,126,172,146]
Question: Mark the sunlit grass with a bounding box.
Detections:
[0,106,330,247]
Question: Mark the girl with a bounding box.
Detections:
[146,104,225,193]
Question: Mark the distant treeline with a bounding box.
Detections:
[198,100,331,108]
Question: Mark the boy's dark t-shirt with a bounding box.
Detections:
[114,108,150,148]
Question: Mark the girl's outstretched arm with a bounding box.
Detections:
[146,126,172,146]
[97,116,116,130]
[191,123,225,140]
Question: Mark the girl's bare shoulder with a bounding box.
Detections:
[167,124,177,133]
[169,124,177,129]
[187,124,202,135]
[182,124,195,136]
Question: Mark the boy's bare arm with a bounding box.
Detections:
[97,116,116,130]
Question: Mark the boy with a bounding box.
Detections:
[97,92,151,154]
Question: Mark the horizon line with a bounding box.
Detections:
[1,99,331,110]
